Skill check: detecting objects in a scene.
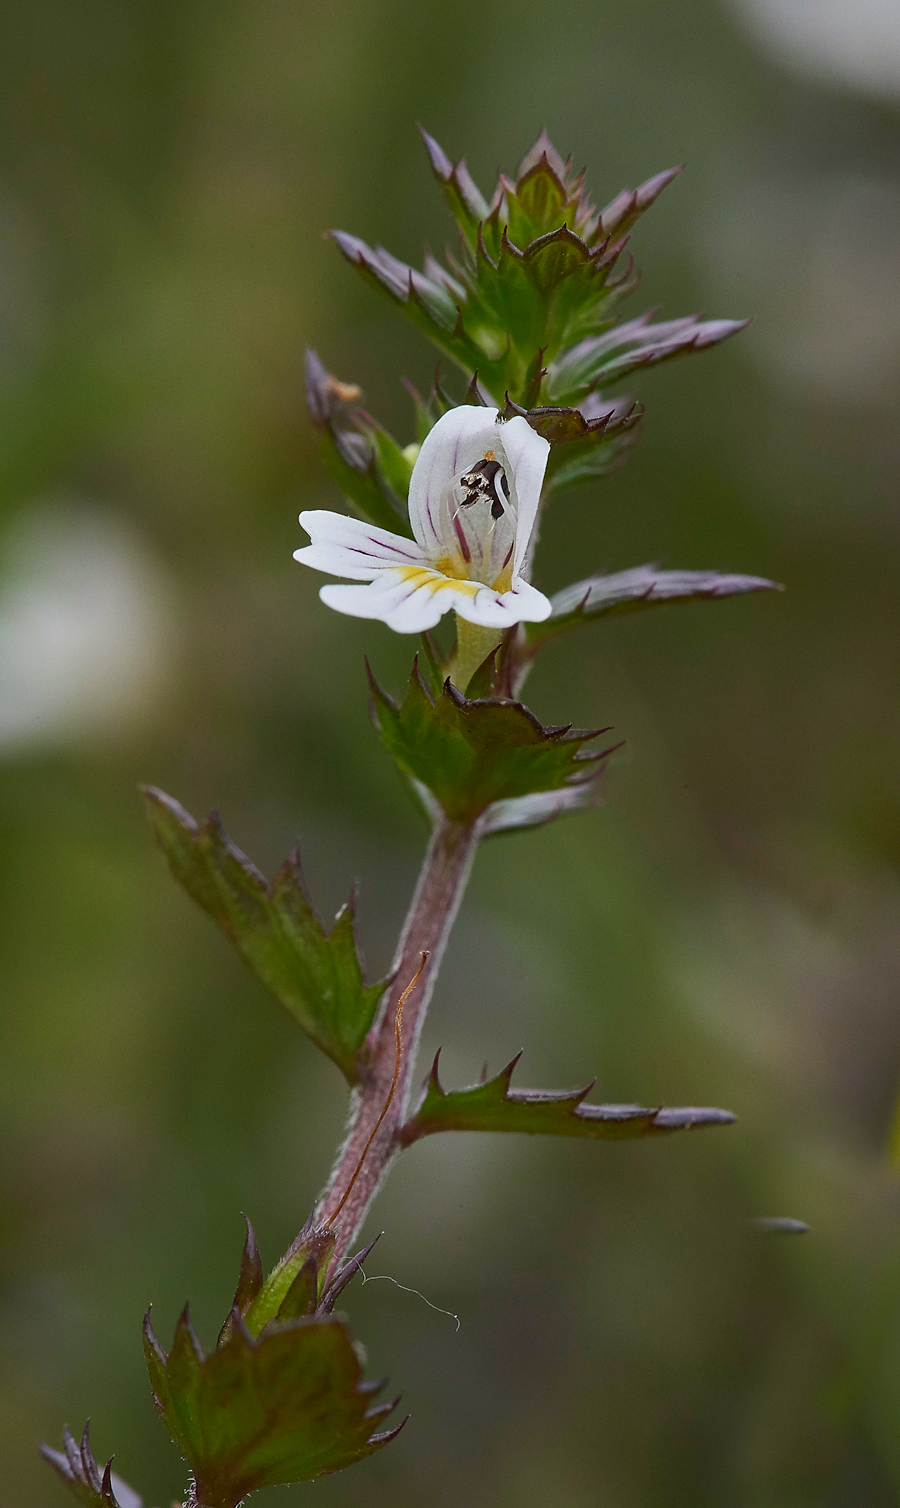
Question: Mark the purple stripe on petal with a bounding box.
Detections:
[452,513,472,562]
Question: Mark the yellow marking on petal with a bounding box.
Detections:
[483,448,495,461]
[491,562,514,593]
[394,564,480,599]
[432,553,474,584]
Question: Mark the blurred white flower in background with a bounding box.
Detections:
[727,0,900,101]
[0,500,174,754]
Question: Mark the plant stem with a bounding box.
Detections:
[449,619,502,693]
[316,811,482,1264]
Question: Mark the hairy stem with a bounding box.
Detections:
[316,811,482,1264]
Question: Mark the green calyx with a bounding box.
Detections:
[305,349,414,533]
[368,657,617,825]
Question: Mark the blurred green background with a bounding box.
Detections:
[3,0,900,1503]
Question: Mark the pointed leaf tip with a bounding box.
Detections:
[401,1057,735,1145]
[530,565,782,651]
[144,1307,399,1496]
[41,1422,141,1508]
[418,124,453,180]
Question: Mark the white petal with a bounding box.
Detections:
[407,405,501,554]
[320,572,447,632]
[499,417,550,580]
[295,510,425,581]
[454,577,552,629]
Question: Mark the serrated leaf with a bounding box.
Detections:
[142,788,389,1084]
[526,564,782,652]
[333,130,743,422]
[400,1052,736,1145]
[41,1424,142,1508]
[545,313,749,405]
[332,133,708,410]
[143,1308,402,1507]
[496,391,643,493]
[368,660,617,824]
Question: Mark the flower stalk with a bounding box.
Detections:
[449,620,503,692]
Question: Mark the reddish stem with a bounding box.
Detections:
[315,812,482,1264]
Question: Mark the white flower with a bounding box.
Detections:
[294,406,552,633]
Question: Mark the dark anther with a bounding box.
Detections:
[459,458,510,519]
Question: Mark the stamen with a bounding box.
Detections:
[458,457,511,520]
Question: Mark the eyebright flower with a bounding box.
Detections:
[294,406,552,633]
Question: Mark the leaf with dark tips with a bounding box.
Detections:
[245,1226,335,1335]
[525,564,783,653]
[142,1306,401,1507]
[399,1052,736,1145]
[41,1423,142,1508]
[545,312,749,405]
[319,1237,382,1314]
[142,787,389,1083]
[368,659,618,824]
[599,166,683,238]
[233,1216,263,1314]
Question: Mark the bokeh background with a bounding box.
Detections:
[3,0,900,1503]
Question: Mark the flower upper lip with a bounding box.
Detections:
[293,406,552,634]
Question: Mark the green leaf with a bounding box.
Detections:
[354,413,416,503]
[143,1308,402,1508]
[305,349,413,536]
[368,660,617,824]
[526,565,783,653]
[333,130,749,422]
[221,1221,380,1346]
[400,1052,736,1145]
[142,788,389,1084]
[332,132,706,411]
[41,1424,142,1508]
